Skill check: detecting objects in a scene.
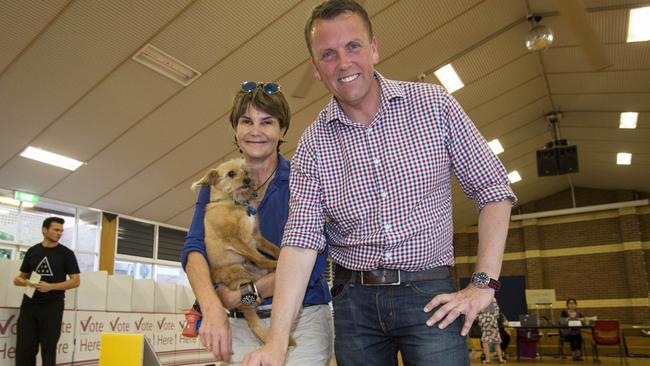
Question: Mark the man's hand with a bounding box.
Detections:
[423,284,494,336]
[216,285,241,310]
[34,281,54,293]
[242,343,286,366]
[199,302,233,361]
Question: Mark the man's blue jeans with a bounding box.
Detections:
[332,275,469,366]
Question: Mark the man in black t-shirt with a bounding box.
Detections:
[13,217,80,366]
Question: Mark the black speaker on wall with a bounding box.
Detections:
[536,144,579,177]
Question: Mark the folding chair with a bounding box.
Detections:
[592,320,626,364]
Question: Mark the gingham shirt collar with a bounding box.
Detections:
[324,71,404,126]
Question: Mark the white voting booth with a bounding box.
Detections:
[0,260,214,366]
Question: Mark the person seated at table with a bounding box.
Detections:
[560,298,584,361]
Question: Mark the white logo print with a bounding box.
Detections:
[36,257,54,276]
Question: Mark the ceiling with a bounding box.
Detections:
[1,0,649,230]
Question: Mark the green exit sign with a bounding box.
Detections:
[14,191,40,204]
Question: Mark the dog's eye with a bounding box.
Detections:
[227,171,235,178]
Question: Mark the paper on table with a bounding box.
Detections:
[24,272,41,298]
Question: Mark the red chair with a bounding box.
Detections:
[592,320,625,364]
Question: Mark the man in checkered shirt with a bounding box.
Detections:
[244,1,517,365]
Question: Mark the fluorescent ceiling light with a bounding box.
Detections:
[20,146,84,171]
[488,139,505,155]
[617,152,632,165]
[0,196,34,208]
[507,171,522,184]
[627,7,650,42]
[434,64,464,93]
[619,112,638,129]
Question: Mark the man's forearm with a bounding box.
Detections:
[266,246,317,352]
[49,276,80,290]
[186,252,223,310]
[474,200,512,278]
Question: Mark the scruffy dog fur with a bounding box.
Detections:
[192,158,290,345]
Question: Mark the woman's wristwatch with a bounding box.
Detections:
[239,281,260,305]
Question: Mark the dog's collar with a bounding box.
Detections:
[209,199,257,216]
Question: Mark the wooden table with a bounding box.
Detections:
[621,324,650,358]
[509,324,595,361]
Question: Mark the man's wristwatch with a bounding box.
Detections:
[471,272,501,291]
[240,282,259,305]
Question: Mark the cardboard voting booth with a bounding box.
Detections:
[99,333,161,366]
[0,265,211,366]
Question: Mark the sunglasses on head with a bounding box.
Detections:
[241,81,281,94]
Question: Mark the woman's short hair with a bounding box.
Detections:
[229,86,290,152]
[229,87,290,133]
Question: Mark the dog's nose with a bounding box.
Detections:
[243,177,251,186]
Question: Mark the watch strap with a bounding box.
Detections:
[487,278,501,291]
[471,272,501,291]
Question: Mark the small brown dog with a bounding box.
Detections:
[192,158,286,345]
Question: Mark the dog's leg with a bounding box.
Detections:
[241,306,268,342]
[230,239,278,270]
[254,235,281,259]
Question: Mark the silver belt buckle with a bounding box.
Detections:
[360,270,401,286]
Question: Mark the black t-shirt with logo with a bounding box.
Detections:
[19,243,80,305]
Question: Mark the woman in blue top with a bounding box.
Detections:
[181,81,332,365]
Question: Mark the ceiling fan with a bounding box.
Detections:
[550,0,611,70]
[292,0,367,98]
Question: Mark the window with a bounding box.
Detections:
[75,252,97,272]
[19,201,75,246]
[157,226,186,262]
[77,209,99,252]
[75,209,99,271]
[0,205,18,241]
[154,264,186,285]
[113,216,188,283]
[114,260,152,279]
[117,218,154,258]
[0,247,12,260]
[0,189,100,265]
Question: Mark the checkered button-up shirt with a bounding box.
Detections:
[282,72,517,271]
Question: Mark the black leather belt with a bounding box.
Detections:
[334,264,452,286]
[229,308,272,319]
[228,303,318,319]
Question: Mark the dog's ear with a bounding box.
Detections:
[191,168,219,191]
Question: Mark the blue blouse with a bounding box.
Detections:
[181,155,331,305]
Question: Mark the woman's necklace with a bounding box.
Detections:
[251,161,279,199]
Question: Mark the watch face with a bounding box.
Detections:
[472,272,490,288]
[241,293,257,305]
